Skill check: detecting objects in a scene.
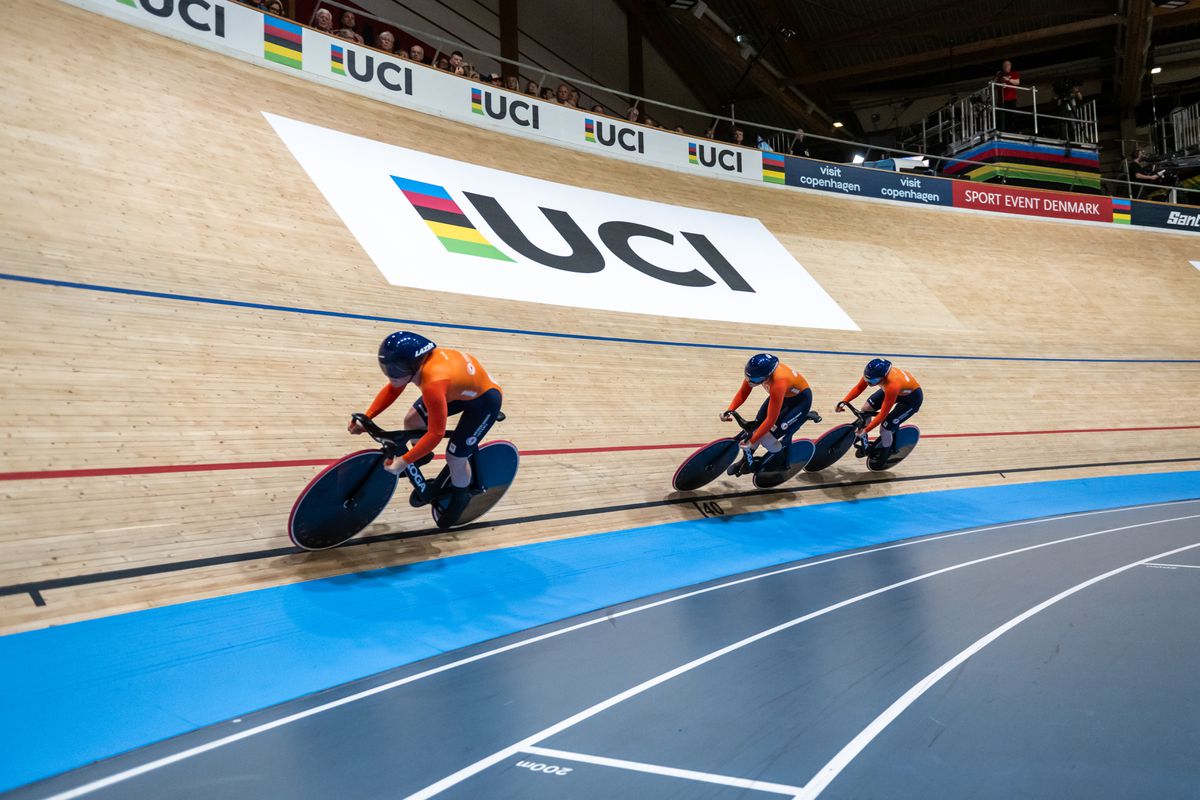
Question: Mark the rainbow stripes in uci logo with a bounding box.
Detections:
[391,176,513,261]
[688,142,699,165]
[264,16,302,69]
[585,118,596,143]
[330,45,346,75]
[471,88,484,115]
[763,152,785,184]
[1112,197,1131,225]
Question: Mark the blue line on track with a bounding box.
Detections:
[4,272,1198,364]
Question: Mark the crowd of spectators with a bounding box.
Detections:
[248,2,837,157]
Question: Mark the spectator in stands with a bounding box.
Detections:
[674,125,685,134]
[994,59,1021,132]
[374,31,395,53]
[409,44,426,64]
[452,65,466,76]
[504,75,521,93]
[335,11,364,44]
[644,114,656,127]
[626,106,640,123]
[437,55,451,70]
[396,48,409,60]
[450,51,465,71]
[1126,149,1164,198]
[788,128,811,157]
[569,89,581,107]
[314,8,334,34]
[526,80,540,96]
[555,83,572,105]
[733,127,746,146]
[489,73,503,87]
[591,103,605,114]
[265,0,284,15]
[539,87,554,100]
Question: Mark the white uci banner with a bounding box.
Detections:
[70,0,766,183]
[266,114,856,330]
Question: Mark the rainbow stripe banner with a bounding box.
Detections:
[471,87,484,116]
[1112,197,1131,225]
[264,16,302,69]
[762,152,785,184]
[391,176,512,261]
[584,118,596,143]
[688,142,699,165]
[330,44,345,75]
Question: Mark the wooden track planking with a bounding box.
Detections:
[1,0,1199,632]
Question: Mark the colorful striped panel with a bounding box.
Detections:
[688,142,698,164]
[391,175,513,262]
[963,163,1101,191]
[1112,197,1131,224]
[585,118,595,143]
[330,45,345,76]
[944,141,1099,174]
[264,17,302,69]
[471,88,483,116]
[763,153,786,184]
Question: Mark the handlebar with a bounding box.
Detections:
[350,410,507,454]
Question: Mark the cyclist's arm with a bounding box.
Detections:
[865,383,899,433]
[750,379,785,444]
[366,383,404,418]
[403,381,450,463]
[726,379,752,412]
[840,378,868,405]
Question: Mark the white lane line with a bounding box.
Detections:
[38,500,1199,800]
[521,746,803,796]
[798,536,1200,799]
[401,512,1200,800]
[1144,562,1200,569]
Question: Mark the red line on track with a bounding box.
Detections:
[1,424,1196,482]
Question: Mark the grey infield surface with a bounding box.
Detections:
[12,499,1200,800]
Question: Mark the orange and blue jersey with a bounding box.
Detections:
[727,362,811,445]
[366,348,501,462]
[842,366,921,434]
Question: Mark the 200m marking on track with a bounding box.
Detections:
[515,759,573,776]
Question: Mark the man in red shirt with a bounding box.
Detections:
[995,60,1021,132]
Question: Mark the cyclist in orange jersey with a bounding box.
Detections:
[836,358,923,456]
[348,331,502,524]
[722,353,821,475]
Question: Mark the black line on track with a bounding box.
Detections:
[29,590,45,607]
[4,456,1199,599]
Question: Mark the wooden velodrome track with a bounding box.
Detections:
[2,0,1199,635]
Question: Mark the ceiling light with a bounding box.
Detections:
[1151,66,1163,74]
[832,121,844,128]
[852,154,865,164]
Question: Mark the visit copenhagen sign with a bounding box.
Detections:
[266,114,857,330]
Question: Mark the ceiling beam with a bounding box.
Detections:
[610,0,724,113]
[671,6,836,133]
[782,15,1120,88]
[759,0,837,115]
[1116,0,1154,118]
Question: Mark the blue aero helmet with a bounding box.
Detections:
[864,358,892,385]
[745,353,779,385]
[378,331,436,380]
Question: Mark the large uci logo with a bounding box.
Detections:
[392,175,755,293]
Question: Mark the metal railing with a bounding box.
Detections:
[290,2,1193,205]
[1155,102,1200,155]
[912,81,1098,153]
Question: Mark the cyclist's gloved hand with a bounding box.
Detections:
[720,410,734,422]
[348,416,367,434]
